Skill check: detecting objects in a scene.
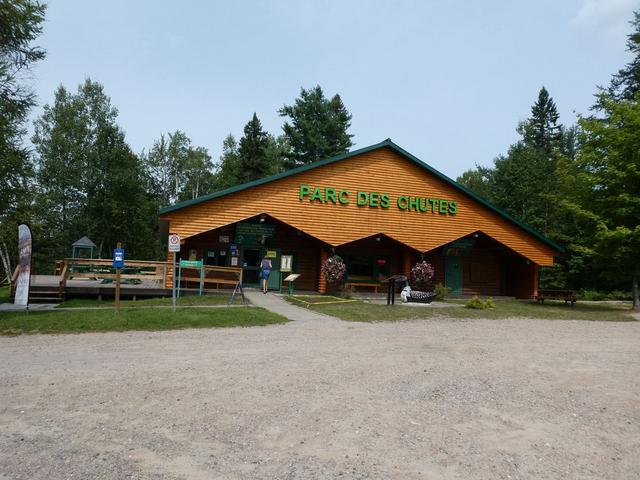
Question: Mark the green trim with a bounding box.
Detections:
[159,139,563,253]
[158,140,392,214]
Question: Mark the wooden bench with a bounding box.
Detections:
[535,289,577,306]
[345,277,382,293]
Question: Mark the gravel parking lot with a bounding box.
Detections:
[1,314,639,479]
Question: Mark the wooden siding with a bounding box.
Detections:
[161,146,557,266]
[462,247,503,297]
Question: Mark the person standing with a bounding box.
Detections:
[260,255,272,294]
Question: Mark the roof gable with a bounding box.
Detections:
[159,139,562,253]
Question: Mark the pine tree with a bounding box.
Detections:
[524,86,562,152]
[0,0,46,269]
[279,86,353,168]
[458,87,564,235]
[609,11,640,101]
[237,113,275,184]
[216,134,241,190]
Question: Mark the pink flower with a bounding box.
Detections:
[322,255,346,284]
[411,261,434,290]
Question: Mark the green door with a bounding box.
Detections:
[267,250,281,290]
[445,256,463,296]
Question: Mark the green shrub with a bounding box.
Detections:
[433,282,451,301]
[465,295,495,309]
[577,289,632,301]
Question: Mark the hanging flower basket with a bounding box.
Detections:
[321,254,346,287]
[411,260,435,291]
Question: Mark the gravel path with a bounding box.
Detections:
[1,313,639,479]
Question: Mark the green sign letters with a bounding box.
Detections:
[298,184,458,215]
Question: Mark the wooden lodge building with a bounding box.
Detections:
[159,139,561,297]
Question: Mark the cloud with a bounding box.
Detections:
[571,0,640,43]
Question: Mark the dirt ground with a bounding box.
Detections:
[1,315,639,479]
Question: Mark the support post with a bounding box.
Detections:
[318,248,329,294]
[172,252,177,312]
[115,267,121,314]
[403,250,412,277]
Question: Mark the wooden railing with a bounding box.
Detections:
[9,260,245,299]
[178,265,243,288]
[56,258,171,295]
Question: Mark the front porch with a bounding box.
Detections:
[170,217,540,299]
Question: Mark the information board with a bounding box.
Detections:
[281,255,293,273]
[235,223,275,244]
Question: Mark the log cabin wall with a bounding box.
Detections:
[160,142,560,297]
[161,145,558,266]
[462,245,504,297]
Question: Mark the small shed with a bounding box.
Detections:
[72,236,96,259]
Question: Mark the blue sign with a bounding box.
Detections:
[113,248,125,268]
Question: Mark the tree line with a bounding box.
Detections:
[0,1,353,276]
[456,13,640,308]
[1,1,638,308]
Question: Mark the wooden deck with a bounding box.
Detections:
[7,259,245,303]
[15,274,237,303]
[24,274,171,301]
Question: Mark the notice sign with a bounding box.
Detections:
[179,260,203,268]
[14,224,32,306]
[113,248,125,268]
[168,234,181,252]
[281,255,293,273]
[235,223,275,244]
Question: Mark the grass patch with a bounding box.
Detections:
[58,292,245,308]
[286,294,357,306]
[0,306,287,335]
[298,298,637,322]
[0,285,9,304]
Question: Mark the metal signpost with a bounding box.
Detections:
[113,243,125,314]
[168,234,181,313]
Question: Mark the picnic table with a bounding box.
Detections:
[535,289,577,306]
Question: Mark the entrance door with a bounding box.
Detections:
[445,256,463,296]
[267,250,281,291]
[241,246,262,286]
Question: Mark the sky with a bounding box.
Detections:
[27,0,640,179]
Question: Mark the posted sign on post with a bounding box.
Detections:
[168,234,181,253]
[113,248,125,268]
[113,244,124,314]
[168,234,181,312]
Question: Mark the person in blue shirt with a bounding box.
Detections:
[260,255,272,294]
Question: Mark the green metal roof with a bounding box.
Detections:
[159,139,563,253]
